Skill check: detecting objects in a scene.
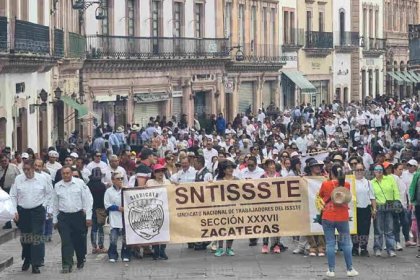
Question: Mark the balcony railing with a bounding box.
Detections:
[68,32,86,59]
[361,37,386,50]
[336,31,359,47]
[54,29,64,58]
[305,31,333,49]
[282,28,305,51]
[0,17,7,52]
[86,35,230,59]
[14,19,50,55]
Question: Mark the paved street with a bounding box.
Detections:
[0,229,419,280]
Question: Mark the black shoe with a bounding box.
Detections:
[22,261,30,271]
[249,240,258,247]
[279,244,288,252]
[2,221,12,229]
[60,267,72,274]
[187,243,194,249]
[360,250,370,257]
[77,262,84,269]
[159,249,168,260]
[352,249,359,256]
[152,247,159,260]
[32,267,40,274]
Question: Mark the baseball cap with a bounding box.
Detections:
[407,159,418,167]
[383,161,393,169]
[48,150,59,157]
[70,152,79,159]
[21,152,29,159]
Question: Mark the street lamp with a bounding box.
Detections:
[39,89,48,103]
[229,45,244,62]
[72,0,106,20]
[54,87,63,100]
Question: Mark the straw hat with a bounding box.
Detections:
[331,187,352,205]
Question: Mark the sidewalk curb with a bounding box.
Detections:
[0,257,13,273]
[0,229,19,246]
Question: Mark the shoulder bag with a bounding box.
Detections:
[377,181,403,214]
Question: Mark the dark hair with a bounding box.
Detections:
[247,156,257,164]
[330,164,345,186]
[196,155,205,167]
[217,159,236,179]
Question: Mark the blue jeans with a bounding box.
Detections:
[108,228,131,260]
[322,220,353,272]
[393,208,411,243]
[44,218,53,237]
[90,211,104,249]
[373,210,395,253]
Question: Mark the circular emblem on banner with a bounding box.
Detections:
[128,198,165,240]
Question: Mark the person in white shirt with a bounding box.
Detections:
[402,159,418,189]
[257,109,266,123]
[325,120,336,136]
[0,188,14,225]
[393,162,417,248]
[356,145,373,170]
[45,150,62,181]
[75,158,91,184]
[10,160,53,274]
[53,166,93,273]
[86,152,108,173]
[240,156,265,179]
[104,172,131,263]
[170,157,197,184]
[203,140,218,171]
[352,163,377,256]
[103,155,129,187]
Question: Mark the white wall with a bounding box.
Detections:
[333,0,351,44]
[205,0,216,38]
[113,0,126,36]
[0,72,52,153]
[278,0,298,70]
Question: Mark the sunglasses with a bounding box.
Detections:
[355,169,364,172]
[73,175,80,178]
[373,168,383,172]
[95,155,101,157]
[114,177,124,180]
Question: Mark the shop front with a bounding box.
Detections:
[133,92,169,128]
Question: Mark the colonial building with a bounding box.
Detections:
[296,0,334,106]
[0,0,83,152]
[216,0,284,119]
[358,0,385,101]
[384,0,419,99]
[82,0,228,130]
[278,0,303,110]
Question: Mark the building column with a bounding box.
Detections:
[232,77,240,118]
[275,78,281,109]
[182,79,193,126]
[127,87,134,124]
[255,77,263,114]
[216,74,225,116]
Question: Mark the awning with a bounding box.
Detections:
[394,71,411,83]
[282,71,317,93]
[409,71,420,82]
[60,95,88,118]
[387,72,405,85]
[402,71,418,83]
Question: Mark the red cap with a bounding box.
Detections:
[153,164,167,172]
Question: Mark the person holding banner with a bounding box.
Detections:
[260,159,282,254]
[104,172,131,263]
[145,164,170,260]
[352,163,377,257]
[319,164,359,277]
[214,159,239,257]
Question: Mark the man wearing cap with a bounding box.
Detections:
[46,151,62,180]
[135,148,156,187]
[402,159,418,189]
[0,153,21,229]
[10,160,53,274]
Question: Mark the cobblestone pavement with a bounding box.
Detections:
[0,230,419,280]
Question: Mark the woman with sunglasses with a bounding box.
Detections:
[146,164,171,260]
[164,153,176,176]
[352,163,377,257]
[370,163,400,257]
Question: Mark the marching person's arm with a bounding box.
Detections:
[44,176,54,217]
[52,187,59,228]
[391,177,401,201]
[9,181,18,222]
[81,184,93,227]
[104,190,122,212]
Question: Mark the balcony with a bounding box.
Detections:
[86,35,229,59]
[68,32,86,59]
[14,19,50,55]
[54,29,64,58]
[282,28,305,52]
[335,31,359,53]
[362,37,386,57]
[304,31,333,57]
[0,17,7,52]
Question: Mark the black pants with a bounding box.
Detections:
[393,208,411,243]
[57,211,87,269]
[352,206,371,251]
[17,205,45,267]
[416,206,420,242]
